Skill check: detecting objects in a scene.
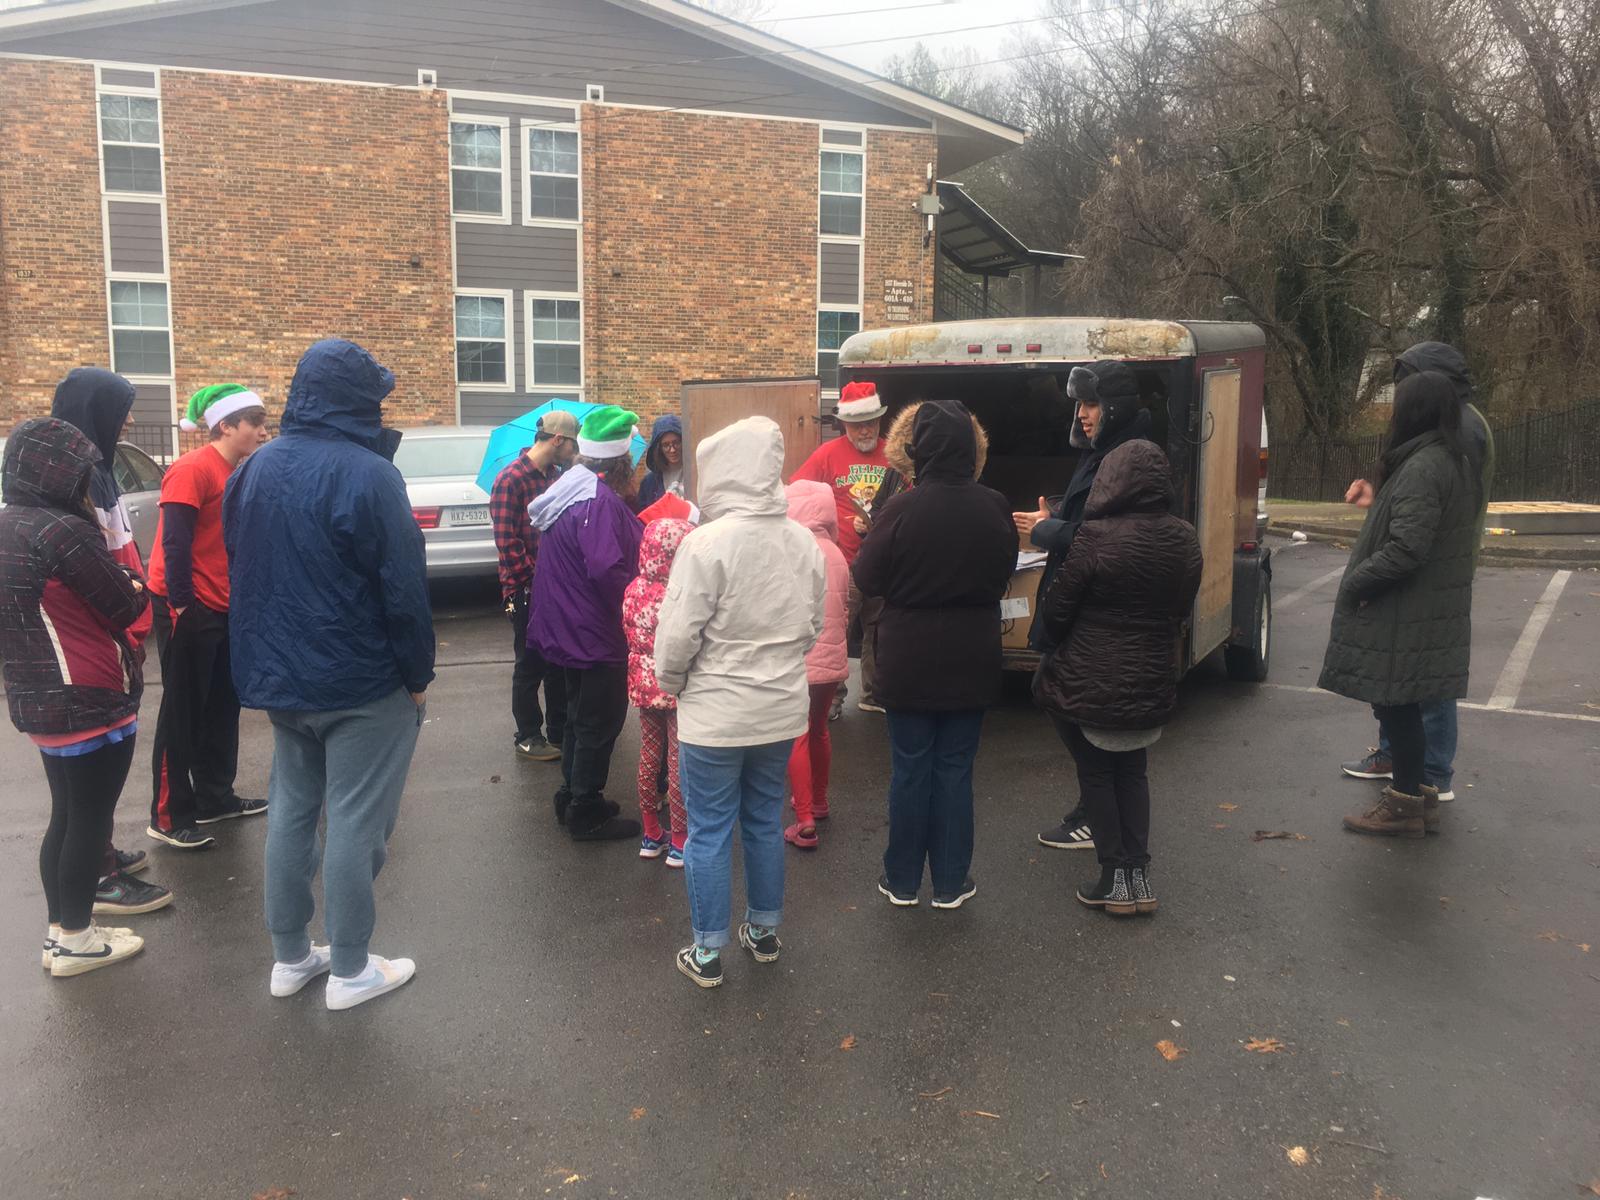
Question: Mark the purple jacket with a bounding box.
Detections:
[527,465,642,668]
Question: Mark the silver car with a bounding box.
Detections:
[392,426,497,579]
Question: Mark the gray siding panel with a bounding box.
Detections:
[456,223,578,293]
[459,391,572,425]
[131,383,172,424]
[100,67,156,88]
[107,201,165,274]
[821,128,863,146]
[819,240,859,305]
[453,100,575,124]
[6,0,930,127]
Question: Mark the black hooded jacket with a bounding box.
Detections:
[1392,342,1494,517]
[50,367,135,516]
[852,400,1018,711]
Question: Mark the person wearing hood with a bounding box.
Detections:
[146,384,271,852]
[634,413,685,511]
[1033,441,1202,917]
[0,417,152,977]
[528,406,646,843]
[654,417,825,987]
[224,339,434,1011]
[1339,342,1494,804]
[48,367,170,917]
[853,400,1017,910]
[1013,361,1154,854]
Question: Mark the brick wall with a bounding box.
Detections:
[0,60,107,427]
[863,129,938,330]
[161,72,455,423]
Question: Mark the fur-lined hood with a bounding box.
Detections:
[883,401,989,483]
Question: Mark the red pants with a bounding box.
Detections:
[637,708,684,848]
[787,682,839,826]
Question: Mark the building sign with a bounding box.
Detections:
[883,277,916,322]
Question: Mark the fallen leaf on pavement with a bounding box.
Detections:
[1218,802,1239,812]
[1286,1146,1310,1166]
[488,775,501,784]
[1582,1180,1600,1198]
[1155,1039,1187,1061]
[1244,1037,1286,1053]
[1336,1018,1351,1027]
[1439,896,1451,906]
[839,1035,857,1051]
[1099,1162,1110,1179]
[1252,830,1309,842]
[629,1107,646,1120]
[1537,930,1561,941]
[1581,944,1592,952]
[918,1086,952,1099]
[252,1191,297,1200]
[960,1110,1001,1119]
[1212,823,1229,830]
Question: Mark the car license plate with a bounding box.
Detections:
[447,505,490,527]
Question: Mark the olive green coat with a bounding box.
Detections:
[1319,433,1478,705]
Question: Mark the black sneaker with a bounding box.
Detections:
[1128,865,1158,914]
[737,922,781,963]
[568,800,641,842]
[1038,820,1095,850]
[1340,748,1393,780]
[516,735,561,762]
[113,847,149,875]
[1076,866,1136,916]
[93,872,174,916]
[196,795,267,825]
[931,879,978,910]
[147,825,216,850]
[877,875,918,907]
[676,945,723,988]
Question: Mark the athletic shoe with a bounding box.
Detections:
[877,875,918,907]
[1038,820,1095,850]
[639,832,671,859]
[676,945,723,988]
[50,925,144,977]
[326,954,416,1011]
[1340,748,1393,781]
[931,879,978,910]
[44,925,132,969]
[737,922,780,963]
[516,735,561,762]
[112,847,149,875]
[92,872,173,916]
[271,945,332,997]
[1076,866,1136,916]
[1432,788,1455,802]
[857,701,886,714]
[147,825,216,850]
[665,846,685,869]
[195,795,268,825]
[784,822,819,850]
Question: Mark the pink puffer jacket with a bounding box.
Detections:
[786,480,849,686]
[623,518,693,709]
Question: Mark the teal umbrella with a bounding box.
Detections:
[475,400,648,495]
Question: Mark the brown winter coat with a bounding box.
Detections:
[1032,441,1203,730]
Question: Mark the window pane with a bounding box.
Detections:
[531,298,580,342]
[110,281,168,328]
[817,309,860,352]
[820,151,862,195]
[532,343,581,386]
[104,145,162,193]
[100,95,159,144]
[817,351,841,392]
[112,329,170,375]
[528,128,579,175]
[819,194,861,237]
[450,123,501,169]
[451,168,502,215]
[454,296,505,340]
[456,340,507,385]
[529,175,579,221]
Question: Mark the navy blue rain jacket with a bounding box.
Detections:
[223,339,435,711]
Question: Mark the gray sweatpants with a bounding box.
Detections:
[264,687,423,977]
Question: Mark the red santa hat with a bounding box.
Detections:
[835,381,887,423]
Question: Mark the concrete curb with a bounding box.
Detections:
[1266,521,1600,570]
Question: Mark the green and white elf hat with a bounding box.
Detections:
[576,405,640,458]
[179,383,264,432]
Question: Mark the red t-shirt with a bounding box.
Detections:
[790,436,889,563]
[148,444,235,612]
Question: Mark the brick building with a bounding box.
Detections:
[0,0,1022,449]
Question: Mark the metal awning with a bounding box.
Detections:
[937,180,1080,275]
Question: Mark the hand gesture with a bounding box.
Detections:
[1344,478,1374,508]
[1012,496,1050,537]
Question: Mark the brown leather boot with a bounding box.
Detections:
[1420,784,1441,834]
[1343,786,1425,838]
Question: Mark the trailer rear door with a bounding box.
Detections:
[1191,366,1241,665]
[679,377,823,500]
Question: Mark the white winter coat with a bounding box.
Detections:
[654,417,826,747]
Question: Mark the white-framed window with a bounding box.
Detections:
[816,308,861,393]
[454,290,514,389]
[525,294,582,389]
[523,124,581,224]
[108,280,172,376]
[449,117,510,221]
[819,148,863,239]
[98,92,163,195]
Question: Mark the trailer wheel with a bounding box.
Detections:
[1225,571,1271,682]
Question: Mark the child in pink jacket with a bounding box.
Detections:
[623,518,694,864]
[784,480,849,849]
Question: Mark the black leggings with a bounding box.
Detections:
[1372,703,1424,795]
[1054,719,1152,868]
[40,737,136,929]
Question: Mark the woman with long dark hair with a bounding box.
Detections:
[1320,370,1480,838]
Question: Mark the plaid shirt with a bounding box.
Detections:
[490,454,557,602]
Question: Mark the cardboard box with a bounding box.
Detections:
[1001,565,1045,650]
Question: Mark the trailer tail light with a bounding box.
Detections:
[967,344,983,354]
[1240,541,1259,553]
[1025,343,1042,353]
[996,343,1013,353]
[1259,447,1269,481]
[412,506,441,530]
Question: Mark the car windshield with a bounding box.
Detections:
[392,433,490,479]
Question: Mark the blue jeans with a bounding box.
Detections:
[265,687,423,977]
[1377,698,1458,790]
[883,710,985,896]
[680,739,793,951]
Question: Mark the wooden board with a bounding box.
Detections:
[680,378,823,502]
[1191,368,1240,664]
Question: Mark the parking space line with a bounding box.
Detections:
[1276,566,1346,609]
[1487,570,1572,710]
[1259,681,1600,724]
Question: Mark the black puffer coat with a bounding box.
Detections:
[852,400,1018,712]
[1032,441,1202,730]
[1319,432,1477,705]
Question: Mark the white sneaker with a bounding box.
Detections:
[50,925,144,977]
[325,954,416,1011]
[270,945,333,997]
[1434,789,1455,802]
[45,924,135,969]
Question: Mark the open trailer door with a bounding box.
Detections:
[1190,365,1241,667]
[680,377,823,500]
